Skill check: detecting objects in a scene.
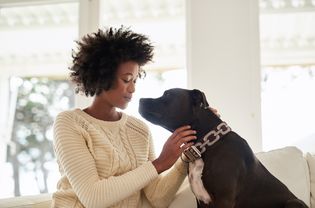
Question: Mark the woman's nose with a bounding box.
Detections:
[128,82,135,93]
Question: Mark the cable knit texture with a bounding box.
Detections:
[52,109,188,208]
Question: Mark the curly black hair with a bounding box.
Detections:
[69,26,154,96]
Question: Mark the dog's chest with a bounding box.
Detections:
[188,158,212,205]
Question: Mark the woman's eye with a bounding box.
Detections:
[122,78,137,84]
[122,78,132,83]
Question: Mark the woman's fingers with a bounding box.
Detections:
[172,125,192,137]
[153,125,197,173]
[172,128,196,143]
[180,142,194,151]
[176,134,197,147]
[210,107,221,117]
[170,126,197,150]
[172,126,195,138]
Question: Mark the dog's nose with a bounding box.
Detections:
[138,98,146,111]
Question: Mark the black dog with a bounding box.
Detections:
[139,88,308,208]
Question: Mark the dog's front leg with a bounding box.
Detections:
[188,159,212,205]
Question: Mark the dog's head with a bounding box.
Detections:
[139,88,210,132]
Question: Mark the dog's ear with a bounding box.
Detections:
[192,89,209,109]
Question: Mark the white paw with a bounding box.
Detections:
[188,158,212,204]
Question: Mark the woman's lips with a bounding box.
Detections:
[124,96,132,102]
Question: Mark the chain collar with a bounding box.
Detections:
[183,122,231,162]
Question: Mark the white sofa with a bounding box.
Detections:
[0,146,314,208]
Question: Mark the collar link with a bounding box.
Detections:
[183,122,231,163]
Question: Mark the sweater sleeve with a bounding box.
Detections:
[143,132,188,208]
[53,112,158,208]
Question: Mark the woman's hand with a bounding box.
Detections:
[210,107,220,117]
[152,125,196,174]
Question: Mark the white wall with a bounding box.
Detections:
[186,0,262,151]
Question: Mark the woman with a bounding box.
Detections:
[52,26,214,208]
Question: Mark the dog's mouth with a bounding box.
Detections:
[139,110,162,122]
[139,98,162,121]
[139,98,176,131]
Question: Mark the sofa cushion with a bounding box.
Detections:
[306,153,315,208]
[256,146,310,206]
[0,194,52,208]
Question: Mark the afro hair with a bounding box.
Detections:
[69,26,154,96]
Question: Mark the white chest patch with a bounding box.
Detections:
[188,158,212,205]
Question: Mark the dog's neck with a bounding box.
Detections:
[191,108,224,141]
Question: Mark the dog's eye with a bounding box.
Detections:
[164,92,171,97]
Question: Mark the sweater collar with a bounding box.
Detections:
[75,108,127,128]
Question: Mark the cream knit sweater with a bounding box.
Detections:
[52,109,188,208]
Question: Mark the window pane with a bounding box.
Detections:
[0,2,78,76]
[261,65,315,151]
[0,1,78,198]
[260,3,315,152]
[6,77,74,197]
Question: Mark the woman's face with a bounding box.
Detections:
[100,61,140,109]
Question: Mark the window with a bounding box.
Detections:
[0,1,78,197]
[259,0,315,152]
[5,77,74,196]
[261,66,315,151]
